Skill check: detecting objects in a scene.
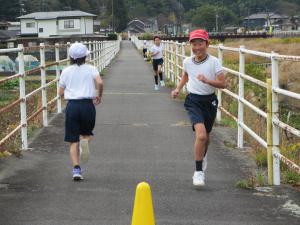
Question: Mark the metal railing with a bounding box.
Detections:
[131,36,300,185]
[0,39,121,151]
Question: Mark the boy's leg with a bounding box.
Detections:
[158,64,163,80]
[193,123,208,187]
[70,142,80,166]
[194,123,208,162]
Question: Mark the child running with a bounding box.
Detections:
[150,36,165,90]
[171,29,226,187]
[59,42,103,181]
[143,40,148,60]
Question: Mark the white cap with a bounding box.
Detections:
[69,43,90,60]
[144,40,147,43]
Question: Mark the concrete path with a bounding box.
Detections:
[0,41,299,225]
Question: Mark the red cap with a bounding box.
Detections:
[189,29,209,42]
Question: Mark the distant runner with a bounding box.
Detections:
[150,36,165,90]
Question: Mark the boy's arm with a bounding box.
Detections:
[197,73,226,89]
[171,72,189,98]
[93,75,103,105]
[58,87,64,97]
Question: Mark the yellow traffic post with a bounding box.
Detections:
[131,182,155,225]
[267,79,273,185]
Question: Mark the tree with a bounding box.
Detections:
[0,0,21,21]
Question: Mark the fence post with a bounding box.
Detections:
[66,42,71,65]
[216,43,223,122]
[55,43,62,113]
[40,43,48,127]
[165,42,169,80]
[182,42,187,93]
[92,41,96,66]
[172,43,175,84]
[18,44,28,150]
[237,45,245,148]
[266,78,273,185]
[271,52,280,185]
[175,42,179,86]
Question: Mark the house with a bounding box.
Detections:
[124,18,159,34]
[140,18,158,33]
[7,22,21,31]
[18,10,96,38]
[0,30,19,48]
[242,13,289,30]
[124,19,145,33]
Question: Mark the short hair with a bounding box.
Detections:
[153,36,160,41]
[70,56,86,66]
[190,39,209,45]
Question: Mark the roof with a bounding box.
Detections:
[0,30,19,40]
[244,13,289,20]
[18,11,96,20]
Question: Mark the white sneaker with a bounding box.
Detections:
[193,171,205,187]
[160,80,165,87]
[203,154,207,171]
[80,139,90,163]
[154,84,159,91]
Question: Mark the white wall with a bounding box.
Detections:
[21,17,94,37]
[20,19,37,35]
[38,20,57,37]
[84,18,94,34]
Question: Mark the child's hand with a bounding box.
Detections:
[171,88,180,99]
[197,74,208,84]
[93,96,102,105]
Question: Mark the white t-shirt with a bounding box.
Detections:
[183,55,223,95]
[151,44,163,59]
[143,42,147,49]
[59,64,99,100]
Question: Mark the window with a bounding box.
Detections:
[64,20,74,29]
[28,42,37,47]
[39,28,43,33]
[26,22,35,28]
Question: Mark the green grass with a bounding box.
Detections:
[235,170,266,189]
[220,117,237,128]
[255,150,268,168]
[283,170,300,185]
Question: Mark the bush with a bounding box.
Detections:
[107,33,118,40]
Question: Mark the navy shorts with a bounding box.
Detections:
[152,58,163,71]
[64,99,96,143]
[184,93,218,133]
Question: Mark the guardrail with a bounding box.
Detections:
[0,39,121,152]
[131,36,300,185]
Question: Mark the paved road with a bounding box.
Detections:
[0,41,299,225]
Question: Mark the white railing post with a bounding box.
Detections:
[165,42,169,80]
[66,42,71,65]
[88,41,92,56]
[40,43,48,127]
[216,43,223,122]
[175,42,179,86]
[55,43,62,113]
[171,43,175,83]
[271,51,281,185]
[237,45,245,148]
[92,41,96,66]
[96,41,100,69]
[18,44,28,150]
[99,41,103,71]
[182,42,187,93]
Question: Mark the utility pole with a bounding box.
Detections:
[112,0,114,33]
[19,0,26,16]
[215,11,219,32]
